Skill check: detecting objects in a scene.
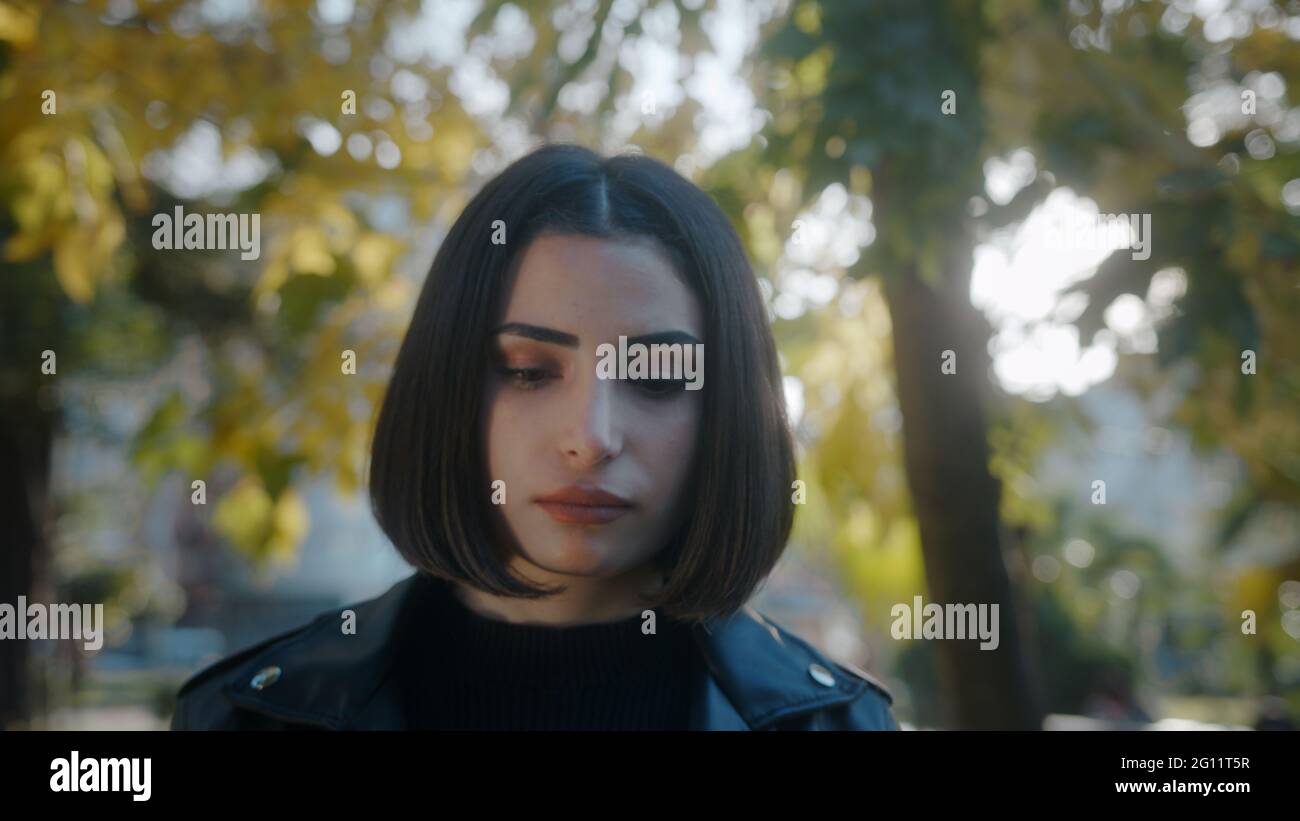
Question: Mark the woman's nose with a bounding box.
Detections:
[561,371,622,468]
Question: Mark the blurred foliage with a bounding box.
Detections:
[1,0,486,564]
[723,0,1300,711]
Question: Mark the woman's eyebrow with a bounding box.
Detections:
[492,323,701,347]
[625,330,702,346]
[492,322,579,347]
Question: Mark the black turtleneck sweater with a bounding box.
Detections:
[394,573,699,730]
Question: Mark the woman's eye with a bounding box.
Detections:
[498,367,553,390]
[637,378,688,397]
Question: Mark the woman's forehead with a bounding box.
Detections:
[501,234,703,336]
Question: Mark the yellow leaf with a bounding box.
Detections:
[49,211,124,303]
[266,489,309,565]
[254,248,291,297]
[290,227,335,276]
[375,278,415,311]
[0,2,38,44]
[213,478,273,556]
[351,233,400,285]
[794,1,821,35]
[53,230,95,303]
[93,209,125,257]
[4,225,54,261]
[795,46,831,96]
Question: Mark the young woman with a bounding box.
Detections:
[172,144,897,731]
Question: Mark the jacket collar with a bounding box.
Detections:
[219,573,871,730]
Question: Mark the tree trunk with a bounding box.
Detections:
[0,254,60,729]
[0,401,53,729]
[883,255,1043,730]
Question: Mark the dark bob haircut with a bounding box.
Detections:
[368,143,796,622]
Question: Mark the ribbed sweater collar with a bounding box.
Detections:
[405,573,692,688]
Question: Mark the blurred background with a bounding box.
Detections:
[1,0,1297,730]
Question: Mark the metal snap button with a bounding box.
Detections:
[250,665,282,690]
[808,663,836,687]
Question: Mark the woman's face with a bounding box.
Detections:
[481,233,704,581]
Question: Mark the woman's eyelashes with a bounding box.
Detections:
[496,365,555,391]
[634,378,690,397]
[493,361,689,398]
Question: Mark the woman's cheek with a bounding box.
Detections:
[496,388,570,462]
[483,388,535,473]
[489,394,536,456]
[641,399,700,473]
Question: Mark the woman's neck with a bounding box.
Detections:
[449,559,665,627]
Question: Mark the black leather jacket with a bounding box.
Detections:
[171,573,898,730]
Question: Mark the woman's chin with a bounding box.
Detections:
[522,534,638,579]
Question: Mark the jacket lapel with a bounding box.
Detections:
[687,604,869,730]
[218,573,867,730]
[220,575,416,730]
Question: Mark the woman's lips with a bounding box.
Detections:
[535,501,631,525]
[534,485,633,525]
